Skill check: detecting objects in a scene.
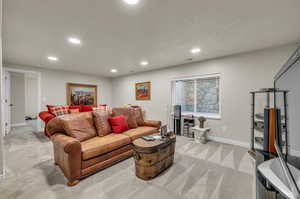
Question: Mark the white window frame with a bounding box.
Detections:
[172,73,221,120]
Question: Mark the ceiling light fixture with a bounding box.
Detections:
[111,69,118,73]
[68,37,81,44]
[190,48,201,54]
[123,0,139,5]
[47,56,58,61]
[140,61,149,66]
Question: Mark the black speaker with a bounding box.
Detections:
[174,105,181,135]
[275,108,283,151]
[174,105,181,119]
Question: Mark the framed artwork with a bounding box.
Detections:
[67,83,97,105]
[135,81,151,100]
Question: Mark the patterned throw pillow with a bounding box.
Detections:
[132,107,145,126]
[49,106,69,116]
[92,110,112,136]
[92,105,112,114]
[124,105,145,126]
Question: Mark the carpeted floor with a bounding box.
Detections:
[0,126,255,199]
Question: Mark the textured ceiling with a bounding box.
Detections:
[3,0,300,77]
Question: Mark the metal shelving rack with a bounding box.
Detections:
[249,88,289,157]
[250,88,289,199]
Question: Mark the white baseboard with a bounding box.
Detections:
[11,123,27,127]
[207,135,250,148]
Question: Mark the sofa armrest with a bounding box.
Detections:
[51,133,81,186]
[39,111,55,123]
[144,120,161,129]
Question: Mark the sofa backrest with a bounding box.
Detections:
[46,104,108,114]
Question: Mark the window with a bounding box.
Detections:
[174,74,220,118]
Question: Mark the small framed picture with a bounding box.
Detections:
[135,81,151,100]
[160,125,168,137]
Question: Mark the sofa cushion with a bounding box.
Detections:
[81,144,133,169]
[60,112,97,142]
[112,107,138,129]
[123,126,157,141]
[81,133,131,160]
[108,115,129,134]
[92,110,112,136]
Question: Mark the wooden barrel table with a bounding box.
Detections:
[132,133,176,180]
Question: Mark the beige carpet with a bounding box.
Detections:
[0,126,254,199]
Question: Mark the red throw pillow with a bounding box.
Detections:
[46,105,54,113]
[81,105,97,112]
[69,105,81,112]
[108,115,129,134]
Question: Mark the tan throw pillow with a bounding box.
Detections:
[46,117,65,137]
[59,112,97,142]
[69,109,80,114]
[92,110,112,136]
[132,107,145,126]
[112,107,138,129]
[92,105,113,114]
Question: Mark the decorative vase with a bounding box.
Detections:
[198,116,206,128]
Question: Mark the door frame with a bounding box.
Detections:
[3,67,42,134]
[3,70,10,135]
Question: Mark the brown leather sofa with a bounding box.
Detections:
[47,107,161,186]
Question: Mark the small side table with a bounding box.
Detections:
[190,127,210,144]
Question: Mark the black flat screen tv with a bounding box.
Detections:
[274,46,300,198]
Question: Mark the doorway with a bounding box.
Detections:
[3,68,41,135]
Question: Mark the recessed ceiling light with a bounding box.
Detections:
[140,61,149,66]
[68,37,81,44]
[47,56,58,61]
[123,0,139,5]
[190,48,201,54]
[111,69,118,73]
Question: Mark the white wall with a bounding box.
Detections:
[276,57,300,152]
[112,44,299,144]
[0,0,4,179]
[4,64,113,111]
[25,73,38,118]
[4,64,112,131]
[10,72,25,125]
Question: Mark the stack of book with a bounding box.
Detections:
[254,110,286,153]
